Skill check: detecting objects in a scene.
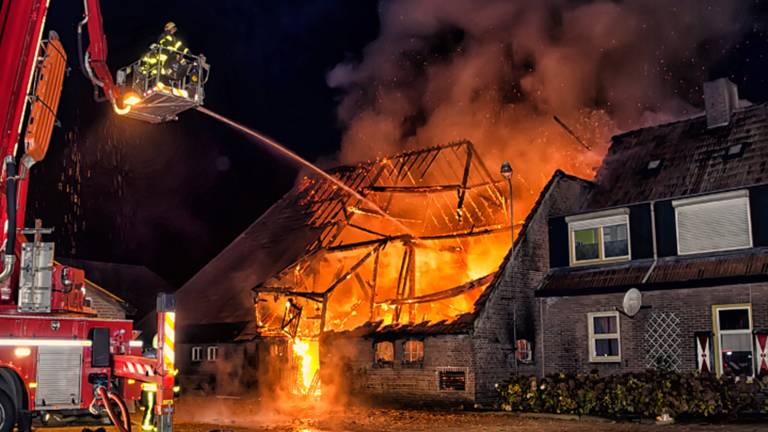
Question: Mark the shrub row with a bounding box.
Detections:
[497,371,768,419]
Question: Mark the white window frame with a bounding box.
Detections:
[673,190,753,255]
[191,346,202,362]
[567,208,631,266]
[588,311,621,363]
[712,304,754,377]
[207,345,219,361]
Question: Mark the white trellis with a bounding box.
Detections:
[644,311,682,371]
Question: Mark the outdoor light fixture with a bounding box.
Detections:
[500,161,513,179]
[500,161,514,244]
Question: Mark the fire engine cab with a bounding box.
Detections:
[0,0,206,431]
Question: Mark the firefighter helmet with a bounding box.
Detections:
[164,22,177,33]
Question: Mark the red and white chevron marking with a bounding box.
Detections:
[122,360,155,377]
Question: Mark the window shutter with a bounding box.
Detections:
[548,216,569,268]
[694,331,714,374]
[755,331,768,377]
[675,192,752,254]
[629,203,653,259]
[750,185,768,247]
[655,201,677,257]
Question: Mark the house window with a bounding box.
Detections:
[191,346,202,362]
[674,190,752,255]
[207,345,219,361]
[588,311,621,362]
[374,341,394,366]
[713,304,753,377]
[438,370,466,391]
[515,339,532,363]
[402,340,424,365]
[567,210,630,265]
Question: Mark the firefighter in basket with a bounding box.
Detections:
[139,22,191,87]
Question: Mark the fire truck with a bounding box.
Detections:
[0,1,209,431]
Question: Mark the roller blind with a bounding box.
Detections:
[674,192,752,255]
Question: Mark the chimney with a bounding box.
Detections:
[703,78,740,129]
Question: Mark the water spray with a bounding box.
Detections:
[196,106,413,235]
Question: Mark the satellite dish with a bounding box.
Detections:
[623,288,642,317]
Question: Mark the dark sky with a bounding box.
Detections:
[32,1,379,287]
[28,1,768,288]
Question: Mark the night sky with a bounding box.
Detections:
[28,1,768,288]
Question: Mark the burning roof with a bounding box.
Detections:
[176,141,512,339]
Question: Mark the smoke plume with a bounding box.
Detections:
[329,0,748,214]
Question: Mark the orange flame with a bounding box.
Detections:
[292,337,320,396]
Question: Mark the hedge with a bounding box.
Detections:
[497,371,768,419]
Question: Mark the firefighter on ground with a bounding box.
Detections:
[140,334,180,432]
[139,22,190,83]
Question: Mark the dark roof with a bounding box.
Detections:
[321,314,476,343]
[178,321,250,344]
[59,259,176,321]
[538,248,768,296]
[587,103,768,209]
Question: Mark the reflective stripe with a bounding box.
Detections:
[163,312,175,370]
[0,339,91,347]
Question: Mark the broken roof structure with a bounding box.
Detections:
[176,141,511,339]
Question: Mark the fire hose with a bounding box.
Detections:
[94,386,132,432]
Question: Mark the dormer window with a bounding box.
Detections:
[724,143,745,160]
[566,209,630,266]
[646,159,662,171]
[673,190,752,255]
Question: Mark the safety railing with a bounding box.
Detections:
[116,45,210,104]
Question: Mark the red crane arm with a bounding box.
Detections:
[81,0,121,106]
[0,0,51,293]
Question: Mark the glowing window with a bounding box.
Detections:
[374,341,394,366]
[403,340,424,365]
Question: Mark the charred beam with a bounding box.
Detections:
[323,243,384,296]
[378,273,495,306]
[364,180,504,194]
[456,144,473,216]
[253,286,325,302]
[553,115,592,151]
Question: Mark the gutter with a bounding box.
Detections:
[640,201,658,284]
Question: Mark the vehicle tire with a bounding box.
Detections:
[0,389,17,432]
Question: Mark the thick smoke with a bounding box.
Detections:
[329,0,748,213]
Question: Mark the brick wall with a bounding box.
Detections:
[471,174,592,404]
[321,334,475,405]
[540,282,768,375]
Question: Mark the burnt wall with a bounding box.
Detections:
[539,282,768,375]
[471,173,592,405]
[321,334,475,405]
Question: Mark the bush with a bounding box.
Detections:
[497,371,768,419]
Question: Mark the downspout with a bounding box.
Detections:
[641,201,658,284]
[0,157,18,282]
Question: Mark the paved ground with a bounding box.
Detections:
[42,399,768,432]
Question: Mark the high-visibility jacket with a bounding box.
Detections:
[140,31,189,75]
